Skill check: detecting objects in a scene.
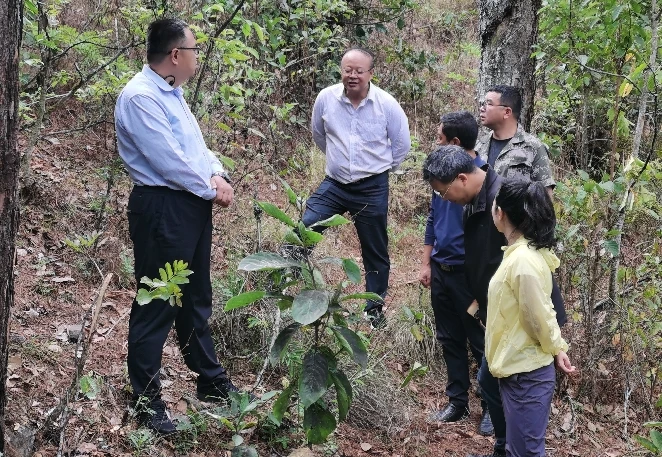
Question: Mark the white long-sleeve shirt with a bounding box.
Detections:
[311,83,411,184]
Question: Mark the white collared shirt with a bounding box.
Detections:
[115,65,224,200]
[311,83,411,183]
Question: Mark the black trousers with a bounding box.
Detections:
[302,172,389,311]
[127,186,227,399]
[430,261,485,408]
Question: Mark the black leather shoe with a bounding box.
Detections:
[197,378,256,403]
[135,398,176,435]
[365,307,386,329]
[430,403,469,422]
[478,408,494,436]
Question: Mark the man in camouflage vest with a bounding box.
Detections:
[468,84,566,457]
[475,85,555,191]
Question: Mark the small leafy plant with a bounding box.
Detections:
[136,260,193,307]
[204,391,278,456]
[225,180,378,444]
[79,372,103,400]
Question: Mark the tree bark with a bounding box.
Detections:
[0,0,23,452]
[477,0,542,130]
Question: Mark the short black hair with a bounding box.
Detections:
[146,18,189,64]
[440,111,479,150]
[486,85,522,120]
[495,177,557,250]
[341,47,375,69]
[422,145,476,184]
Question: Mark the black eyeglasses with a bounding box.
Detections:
[480,100,509,109]
[167,47,201,56]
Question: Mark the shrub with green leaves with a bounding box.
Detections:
[225,180,376,444]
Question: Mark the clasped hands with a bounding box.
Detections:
[211,175,233,207]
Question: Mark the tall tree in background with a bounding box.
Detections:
[478,0,542,130]
[0,0,23,451]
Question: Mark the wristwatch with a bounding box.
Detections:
[211,171,232,184]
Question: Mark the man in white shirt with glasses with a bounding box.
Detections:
[304,47,411,328]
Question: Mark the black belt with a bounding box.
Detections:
[438,263,463,272]
[327,170,388,186]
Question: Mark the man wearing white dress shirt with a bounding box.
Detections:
[304,47,411,327]
[115,18,243,435]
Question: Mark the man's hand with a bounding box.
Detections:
[555,351,576,374]
[419,263,431,288]
[211,175,234,207]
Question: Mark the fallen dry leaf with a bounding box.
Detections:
[176,399,188,414]
[360,442,372,451]
[8,355,21,372]
[51,276,74,283]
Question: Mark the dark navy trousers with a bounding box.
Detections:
[302,172,389,311]
[127,186,228,399]
[499,363,556,456]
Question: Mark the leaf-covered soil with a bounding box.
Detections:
[5,117,643,457]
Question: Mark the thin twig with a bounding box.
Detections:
[46,274,112,448]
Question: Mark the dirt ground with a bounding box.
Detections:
[4,125,646,457]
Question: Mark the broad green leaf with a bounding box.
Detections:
[261,390,278,402]
[165,262,173,279]
[303,402,337,444]
[299,226,324,247]
[342,258,361,284]
[329,369,352,421]
[410,325,424,342]
[252,22,265,43]
[257,201,296,227]
[300,351,329,408]
[332,312,348,327]
[280,179,298,206]
[292,290,330,325]
[577,170,589,181]
[270,383,294,426]
[634,435,657,452]
[270,323,301,365]
[136,289,152,305]
[604,240,620,257]
[220,416,236,431]
[239,253,302,271]
[225,290,266,311]
[310,214,351,228]
[651,430,662,450]
[284,230,303,246]
[169,276,189,285]
[277,297,294,311]
[332,326,367,368]
[159,268,167,282]
[340,292,383,303]
[232,434,244,446]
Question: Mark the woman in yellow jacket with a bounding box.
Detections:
[487,177,575,456]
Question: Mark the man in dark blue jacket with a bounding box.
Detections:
[419,112,492,436]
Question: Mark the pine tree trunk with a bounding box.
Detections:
[478,0,542,130]
[0,0,23,452]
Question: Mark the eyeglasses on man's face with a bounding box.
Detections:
[433,175,458,200]
[342,67,373,76]
[168,46,201,56]
[479,99,508,109]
